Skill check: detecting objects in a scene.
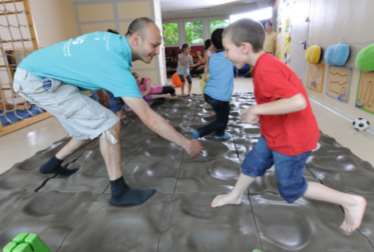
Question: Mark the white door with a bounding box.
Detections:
[288,0,311,81]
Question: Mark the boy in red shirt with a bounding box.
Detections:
[210,19,366,234]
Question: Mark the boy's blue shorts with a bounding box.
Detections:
[241,137,310,203]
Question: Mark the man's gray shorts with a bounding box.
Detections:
[13,68,119,140]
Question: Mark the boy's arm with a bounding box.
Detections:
[241,93,306,124]
[122,97,202,157]
[252,93,306,115]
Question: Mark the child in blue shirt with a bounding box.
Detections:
[191,28,234,140]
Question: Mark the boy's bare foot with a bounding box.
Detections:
[211,192,241,208]
[340,195,367,234]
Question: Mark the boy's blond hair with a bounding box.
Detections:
[223,19,265,53]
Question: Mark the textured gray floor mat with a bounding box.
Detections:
[0,93,373,251]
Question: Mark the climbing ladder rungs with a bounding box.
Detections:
[0,64,17,67]
[0,0,24,4]
[1,38,31,43]
[0,0,45,135]
[0,10,23,16]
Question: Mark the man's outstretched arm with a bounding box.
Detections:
[122,97,203,157]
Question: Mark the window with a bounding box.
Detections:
[185,20,203,45]
[209,19,229,33]
[163,22,179,46]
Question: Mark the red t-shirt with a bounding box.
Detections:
[252,53,320,155]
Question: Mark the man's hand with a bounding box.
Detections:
[123,97,203,157]
[240,107,259,124]
[183,140,203,158]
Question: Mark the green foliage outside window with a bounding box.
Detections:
[163,22,179,46]
[209,19,229,33]
[185,20,204,44]
[163,19,229,46]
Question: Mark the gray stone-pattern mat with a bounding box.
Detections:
[0,93,373,251]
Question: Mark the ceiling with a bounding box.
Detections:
[160,0,266,12]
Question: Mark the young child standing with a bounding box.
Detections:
[210,19,366,234]
[177,43,194,96]
[191,28,234,141]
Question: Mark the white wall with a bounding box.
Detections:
[29,0,79,47]
[284,0,374,124]
[0,0,79,102]
[0,0,78,58]
[152,0,166,85]
[308,0,374,124]
[73,0,165,84]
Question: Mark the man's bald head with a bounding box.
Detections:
[127,17,156,38]
[126,17,162,63]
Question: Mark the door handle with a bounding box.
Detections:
[300,40,307,50]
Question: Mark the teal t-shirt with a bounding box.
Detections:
[19,32,142,98]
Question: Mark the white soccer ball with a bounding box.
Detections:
[352,117,370,131]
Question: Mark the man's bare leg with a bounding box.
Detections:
[40,138,88,174]
[304,181,367,234]
[99,121,122,180]
[55,138,89,160]
[211,173,255,207]
[99,121,156,206]
[211,169,366,234]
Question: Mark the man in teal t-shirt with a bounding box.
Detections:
[13,17,202,207]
